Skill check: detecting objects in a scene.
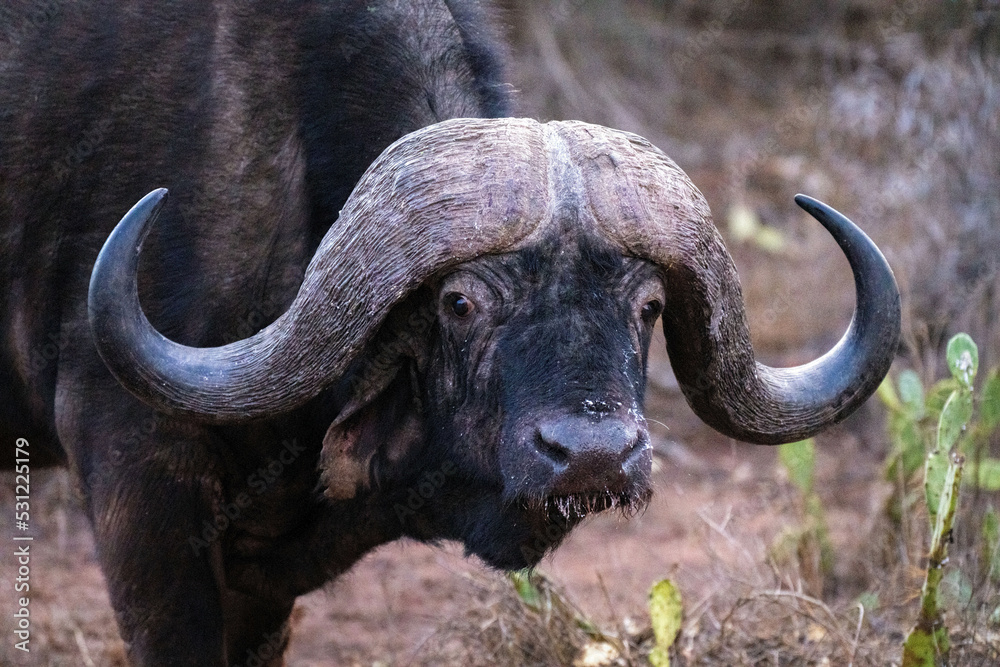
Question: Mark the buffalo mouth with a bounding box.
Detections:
[526,488,652,524]
[484,487,652,569]
[447,475,653,570]
[478,424,654,568]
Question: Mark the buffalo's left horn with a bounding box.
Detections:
[660,194,900,443]
[554,121,900,443]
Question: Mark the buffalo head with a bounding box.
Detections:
[88,118,900,568]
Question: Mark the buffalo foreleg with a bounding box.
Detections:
[58,378,231,664]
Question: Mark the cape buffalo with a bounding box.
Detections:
[2,1,900,665]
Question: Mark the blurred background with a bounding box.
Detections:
[2,1,998,664]
[503,0,1000,381]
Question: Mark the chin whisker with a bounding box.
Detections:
[520,487,649,522]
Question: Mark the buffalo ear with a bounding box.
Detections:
[321,295,434,500]
[320,361,426,500]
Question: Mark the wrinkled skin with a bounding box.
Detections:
[359,227,663,570]
[213,227,664,652]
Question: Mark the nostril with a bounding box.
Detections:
[623,430,650,462]
[533,416,649,497]
[535,418,644,468]
[535,430,571,466]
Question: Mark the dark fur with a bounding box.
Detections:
[1,2,660,664]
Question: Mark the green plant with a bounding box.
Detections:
[648,579,683,667]
[878,334,1000,583]
[507,569,619,660]
[508,569,602,637]
[896,333,999,666]
[879,336,1000,495]
[902,450,963,666]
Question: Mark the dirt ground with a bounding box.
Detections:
[0,382,897,666]
[3,1,1000,665]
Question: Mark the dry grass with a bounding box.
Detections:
[0,469,129,666]
[409,571,608,666]
[409,481,1000,667]
[6,460,998,666]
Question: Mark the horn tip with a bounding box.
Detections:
[126,188,170,222]
[794,193,819,211]
[145,187,169,207]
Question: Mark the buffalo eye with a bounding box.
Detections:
[445,292,475,318]
[640,299,662,324]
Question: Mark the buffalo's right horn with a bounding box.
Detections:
[88,119,552,422]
